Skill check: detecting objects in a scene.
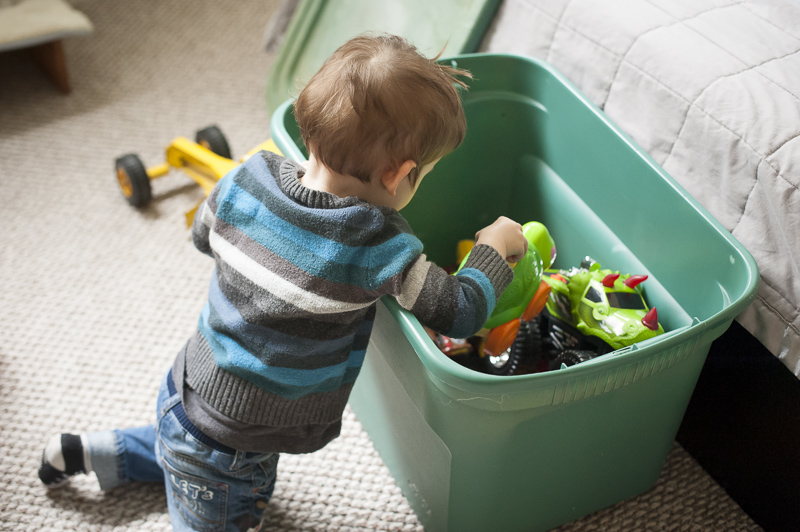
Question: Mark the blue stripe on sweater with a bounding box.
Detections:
[243,155,384,232]
[216,171,235,200]
[347,349,367,368]
[207,270,355,359]
[457,268,497,304]
[216,181,422,289]
[347,318,373,368]
[447,268,497,338]
[199,306,362,398]
[199,302,373,398]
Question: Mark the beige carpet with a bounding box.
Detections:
[0,1,763,530]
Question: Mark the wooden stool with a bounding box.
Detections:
[0,0,92,93]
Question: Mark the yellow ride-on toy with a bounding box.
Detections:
[114,125,281,226]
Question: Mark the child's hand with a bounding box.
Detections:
[474,217,528,263]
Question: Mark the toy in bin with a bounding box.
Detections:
[114,125,281,226]
[532,257,664,371]
[428,228,665,375]
[427,221,556,375]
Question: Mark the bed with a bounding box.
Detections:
[481,0,800,378]
[479,1,800,529]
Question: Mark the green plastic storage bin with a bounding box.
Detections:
[271,53,759,532]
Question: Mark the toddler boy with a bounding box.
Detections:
[38,33,527,532]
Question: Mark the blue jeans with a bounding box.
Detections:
[85,371,279,532]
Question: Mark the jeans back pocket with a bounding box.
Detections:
[162,458,229,531]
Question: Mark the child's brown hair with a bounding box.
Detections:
[294,33,471,184]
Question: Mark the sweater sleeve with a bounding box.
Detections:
[192,185,221,257]
[396,244,514,338]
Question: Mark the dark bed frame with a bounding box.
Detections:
[677,320,800,532]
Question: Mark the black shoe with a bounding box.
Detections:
[38,434,86,487]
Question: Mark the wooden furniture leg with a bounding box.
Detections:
[29,39,70,93]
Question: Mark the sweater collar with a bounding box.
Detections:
[276,156,397,215]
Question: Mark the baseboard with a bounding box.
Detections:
[677,320,800,532]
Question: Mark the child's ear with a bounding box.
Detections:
[381,160,416,196]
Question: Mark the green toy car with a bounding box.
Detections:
[430,235,665,376]
[535,257,664,370]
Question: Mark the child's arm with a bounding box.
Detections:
[191,185,221,257]
[397,217,527,339]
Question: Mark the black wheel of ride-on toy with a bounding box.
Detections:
[484,321,539,376]
[553,349,597,369]
[195,125,232,159]
[115,154,151,208]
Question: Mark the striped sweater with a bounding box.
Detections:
[173,151,513,453]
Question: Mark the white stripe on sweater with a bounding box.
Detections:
[200,199,213,227]
[396,255,432,310]
[209,230,373,314]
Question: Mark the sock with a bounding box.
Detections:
[38,434,91,487]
